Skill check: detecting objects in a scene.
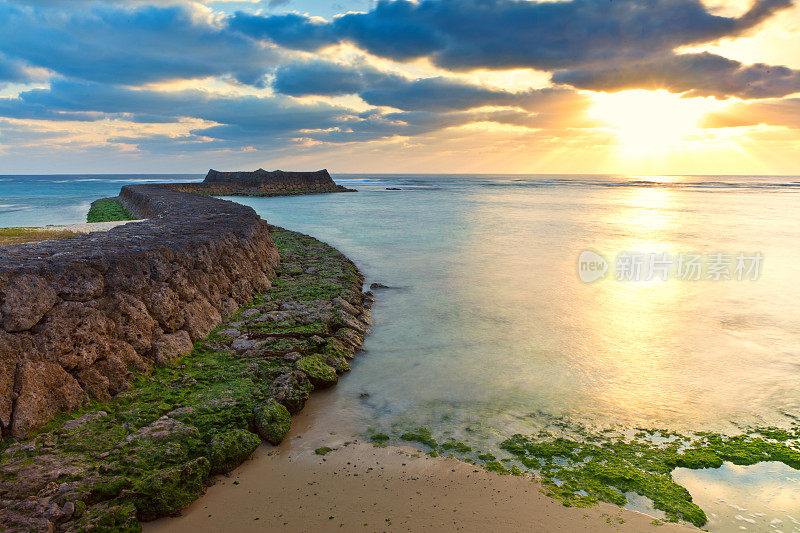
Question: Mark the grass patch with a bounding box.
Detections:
[0,227,77,246]
[87,198,135,222]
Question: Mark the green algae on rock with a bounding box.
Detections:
[0,226,371,532]
[499,429,800,527]
[208,430,261,474]
[371,424,800,529]
[254,400,292,445]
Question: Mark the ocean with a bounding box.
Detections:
[2,173,799,531]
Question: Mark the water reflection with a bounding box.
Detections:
[674,462,800,532]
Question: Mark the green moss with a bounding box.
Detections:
[0,225,371,529]
[483,461,510,475]
[87,198,135,222]
[315,447,333,455]
[370,433,390,443]
[207,430,261,474]
[440,439,472,453]
[133,457,211,521]
[297,354,338,388]
[499,430,800,527]
[400,427,438,449]
[74,501,141,532]
[254,400,291,445]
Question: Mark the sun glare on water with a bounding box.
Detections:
[590,90,722,156]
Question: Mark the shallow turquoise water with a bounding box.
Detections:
[226,175,800,436]
[3,173,799,530]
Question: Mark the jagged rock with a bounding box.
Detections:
[183,296,221,341]
[336,310,369,334]
[125,416,199,444]
[239,308,260,319]
[33,301,114,371]
[11,360,86,437]
[324,337,355,360]
[0,183,280,436]
[215,328,241,338]
[230,335,265,354]
[207,429,261,474]
[333,296,361,317]
[297,355,338,389]
[0,331,23,429]
[270,371,312,414]
[133,457,211,521]
[145,285,184,333]
[53,264,104,302]
[1,274,58,332]
[150,331,193,366]
[194,168,355,196]
[67,501,138,532]
[254,400,291,445]
[334,327,364,350]
[62,411,108,431]
[108,293,159,355]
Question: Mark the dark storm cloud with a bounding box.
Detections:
[552,53,800,99]
[231,0,794,71]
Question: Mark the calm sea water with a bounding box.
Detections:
[2,173,799,531]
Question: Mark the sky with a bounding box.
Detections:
[0,0,799,175]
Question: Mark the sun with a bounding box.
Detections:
[589,89,723,156]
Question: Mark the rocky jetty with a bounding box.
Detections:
[0,226,372,532]
[172,168,354,196]
[0,184,280,438]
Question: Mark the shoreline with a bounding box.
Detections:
[2,184,798,531]
[146,390,693,533]
[0,224,371,531]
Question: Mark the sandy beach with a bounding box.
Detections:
[146,390,694,533]
[40,219,145,233]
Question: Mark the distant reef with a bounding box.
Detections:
[173,168,355,196]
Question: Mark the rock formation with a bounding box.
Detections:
[0,184,280,438]
[172,168,354,196]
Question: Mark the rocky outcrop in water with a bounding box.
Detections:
[171,168,355,196]
[0,184,280,438]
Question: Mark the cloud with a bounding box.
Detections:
[13,79,349,133]
[359,77,584,112]
[1,79,561,150]
[0,2,284,85]
[230,12,338,51]
[701,98,800,128]
[271,60,591,112]
[272,60,404,96]
[552,52,800,99]
[231,0,794,71]
[0,53,32,84]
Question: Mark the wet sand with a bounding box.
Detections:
[146,391,695,532]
